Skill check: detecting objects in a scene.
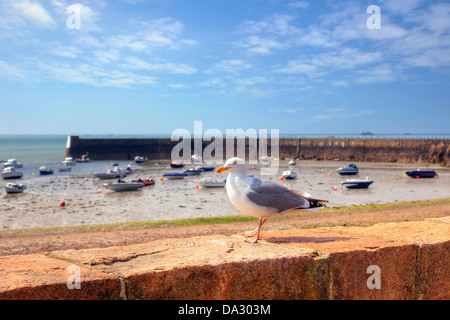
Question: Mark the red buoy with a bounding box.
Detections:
[60,201,66,207]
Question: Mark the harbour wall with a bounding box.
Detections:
[65,136,450,167]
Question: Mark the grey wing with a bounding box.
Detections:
[245,180,311,213]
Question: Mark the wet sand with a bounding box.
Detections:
[1,160,449,231]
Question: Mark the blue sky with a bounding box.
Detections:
[0,0,449,135]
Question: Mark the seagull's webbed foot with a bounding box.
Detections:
[243,218,266,243]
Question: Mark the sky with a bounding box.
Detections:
[0,0,449,136]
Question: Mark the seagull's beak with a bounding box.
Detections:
[216,166,229,173]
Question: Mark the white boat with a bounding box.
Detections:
[198,178,226,188]
[282,170,297,179]
[5,182,26,194]
[58,165,72,172]
[135,156,149,163]
[62,157,76,166]
[288,159,296,165]
[259,156,272,165]
[94,168,126,179]
[3,159,23,168]
[103,180,144,192]
[1,167,23,179]
[184,168,203,176]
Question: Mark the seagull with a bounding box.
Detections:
[216,157,329,243]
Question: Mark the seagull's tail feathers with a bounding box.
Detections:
[292,190,329,208]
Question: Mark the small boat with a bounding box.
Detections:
[281,170,297,179]
[103,180,144,192]
[288,159,296,165]
[198,178,226,188]
[184,168,203,176]
[58,165,72,172]
[337,164,359,175]
[76,154,91,163]
[3,159,23,168]
[39,166,54,175]
[259,156,272,165]
[131,177,155,186]
[1,167,23,179]
[163,172,188,180]
[62,157,76,166]
[341,177,374,189]
[124,165,134,175]
[170,161,185,168]
[94,168,126,179]
[135,156,149,163]
[191,154,202,164]
[5,182,26,194]
[405,170,438,178]
[198,166,215,172]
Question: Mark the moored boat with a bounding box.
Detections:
[170,161,185,168]
[341,178,374,189]
[281,170,297,179]
[184,168,203,176]
[103,180,144,192]
[94,167,126,179]
[76,154,91,163]
[3,159,23,168]
[337,164,359,175]
[5,182,26,194]
[197,178,226,188]
[62,157,76,166]
[1,167,23,179]
[163,172,188,180]
[135,156,149,163]
[39,166,54,175]
[404,170,438,178]
[131,177,155,186]
[288,158,296,165]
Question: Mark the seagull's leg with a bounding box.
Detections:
[244,218,266,237]
[245,218,266,243]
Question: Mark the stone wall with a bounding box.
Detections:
[65,136,450,167]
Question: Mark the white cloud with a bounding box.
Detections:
[123,56,197,74]
[108,17,194,52]
[355,64,396,84]
[288,1,309,9]
[0,60,25,79]
[206,59,252,74]
[12,0,57,29]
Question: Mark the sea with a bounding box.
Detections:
[1,134,450,230]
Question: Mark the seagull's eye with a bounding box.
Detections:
[233,160,237,165]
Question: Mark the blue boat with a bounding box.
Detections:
[163,172,188,180]
[405,170,438,178]
[337,164,359,175]
[198,166,215,172]
[341,178,374,189]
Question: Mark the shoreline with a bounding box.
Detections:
[1,198,449,257]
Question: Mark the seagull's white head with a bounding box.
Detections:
[216,157,247,174]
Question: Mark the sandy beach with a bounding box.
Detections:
[1,160,450,231]
[1,199,449,257]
